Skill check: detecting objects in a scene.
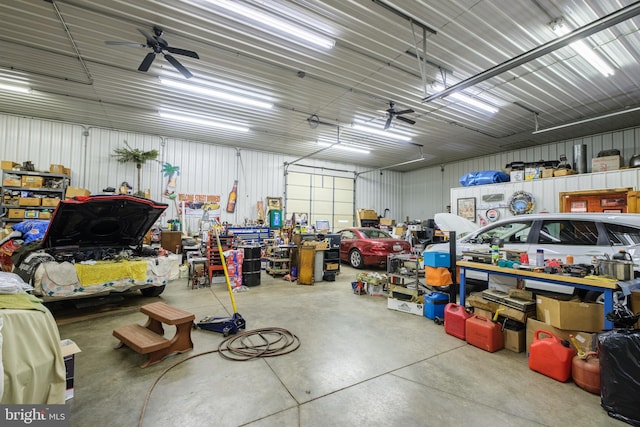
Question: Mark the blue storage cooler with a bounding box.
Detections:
[423,251,450,268]
[424,292,450,320]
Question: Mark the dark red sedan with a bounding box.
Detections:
[338,228,412,268]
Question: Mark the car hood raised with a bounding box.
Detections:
[42,195,168,249]
[434,213,479,238]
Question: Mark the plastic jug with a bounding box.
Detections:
[572,352,601,394]
[528,330,575,382]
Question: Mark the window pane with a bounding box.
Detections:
[604,223,640,246]
[539,220,598,245]
[476,221,532,244]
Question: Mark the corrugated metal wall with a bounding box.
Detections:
[404,126,640,221]
[0,113,403,230]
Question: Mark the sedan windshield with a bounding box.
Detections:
[360,229,392,238]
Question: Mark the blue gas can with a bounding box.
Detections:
[424,292,450,320]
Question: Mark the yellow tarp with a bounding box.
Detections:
[74,260,148,286]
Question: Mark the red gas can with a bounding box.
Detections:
[465,315,504,352]
[572,352,601,394]
[528,330,575,382]
[444,303,472,340]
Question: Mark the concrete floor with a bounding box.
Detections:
[53,265,623,427]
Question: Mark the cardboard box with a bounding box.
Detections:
[526,318,595,354]
[467,292,534,323]
[63,167,71,177]
[3,176,21,187]
[41,197,60,207]
[24,210,39,219]
[60,339,81,400]
[631,289,640,328]
[387,297,423,316]
[49,164,65,174]
[21,175,44,188]
[541,168,554,178]
[392,226,406,236]
[8,209,25,219]
[325,262,339,271]
[503,327,525,353]
[536,295,604,332]
[39,211,52,219]
[65,186,91,198]
[358,209,378,220]
[1,160,19,170]
[553,169,577,177]
[18,197,41,207]
[524,167,542,180]
[473,307,493,319]
[509,170,524,182]
[379,218,396,226]
[592,155,623,172]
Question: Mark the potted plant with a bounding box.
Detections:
[112,141,158,196]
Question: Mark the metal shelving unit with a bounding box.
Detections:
[1,170,69,223]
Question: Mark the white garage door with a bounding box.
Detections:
[286,171,354,232]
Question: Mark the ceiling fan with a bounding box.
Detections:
[384,101,416,129]
[105,26,199,78]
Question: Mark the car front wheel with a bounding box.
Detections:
[349,249,364,269]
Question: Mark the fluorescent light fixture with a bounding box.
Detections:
[317,141,370,154]
[551,19,614,77]
[211,0,335,49]
[160,78,273,109]
[433,84,498,114]
[159,110,249,132]
[532,105,640,134]
[0,82,31,93]
[351,124,412,141]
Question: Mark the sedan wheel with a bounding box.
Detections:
[349,249,364,269]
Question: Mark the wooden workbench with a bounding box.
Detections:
[457,260,619,329]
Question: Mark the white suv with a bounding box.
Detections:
[426,212,640,294]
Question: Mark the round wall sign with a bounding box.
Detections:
[509,191,535,215]
[485,209,500,222]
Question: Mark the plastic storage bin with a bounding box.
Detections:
[423,251,450,268]
[424,292,449,320]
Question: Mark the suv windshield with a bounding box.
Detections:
[470,220,533,244]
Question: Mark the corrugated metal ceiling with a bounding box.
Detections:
[0,0,639,171]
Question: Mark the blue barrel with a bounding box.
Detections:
[424,292,450,320]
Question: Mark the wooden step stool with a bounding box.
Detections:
[113,302,195,368]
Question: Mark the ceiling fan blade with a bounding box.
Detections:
[164,54,193,78]
[137,28,157,47]
[138,52,156,71]
[396,108,415,115]
[384,116,393,130]
[396,116,416,125]
[166,46,200,59]
[105,41,146,48]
